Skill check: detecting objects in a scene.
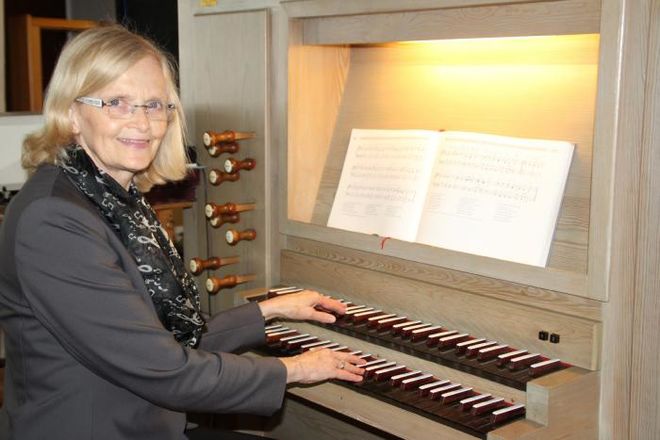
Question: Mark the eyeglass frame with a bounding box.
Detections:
[75,96,176,122]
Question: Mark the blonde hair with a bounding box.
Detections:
[22,24,188,192]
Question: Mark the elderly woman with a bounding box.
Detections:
[0,25,364,440]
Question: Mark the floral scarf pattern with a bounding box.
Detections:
[59,146,205,347]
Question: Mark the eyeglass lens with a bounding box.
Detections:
[105,98,173,121]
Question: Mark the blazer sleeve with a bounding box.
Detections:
[13,197,287,415]
[199,302,269,353]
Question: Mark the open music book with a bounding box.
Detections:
[327,129,575,267]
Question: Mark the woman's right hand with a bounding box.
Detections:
[279,348,366,384]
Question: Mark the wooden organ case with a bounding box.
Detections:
[178,1,660,439]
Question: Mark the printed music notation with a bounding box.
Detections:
[430,175,539,204]
[328,130,439,241]
[328,129,574,267]
[349,165,422,181]
[344,185,417,203]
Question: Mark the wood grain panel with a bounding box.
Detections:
[270,397,395,440]
[596,0,649,437]
[284,220,590,295]
[281,251,601,369]
[282,0,567,19]
[178,8,269,312]
[629,1,660,438]
[490,368,598,439]
[288,41,350,222]
[303,1,600,45]
[194,0,279,15]
[286,236,601,321]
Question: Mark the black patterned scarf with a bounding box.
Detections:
[59,146,205,347]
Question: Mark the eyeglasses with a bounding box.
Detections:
[75,96,175,121]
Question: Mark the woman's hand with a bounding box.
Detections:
[258,290,346,324]
[279,348,366,384]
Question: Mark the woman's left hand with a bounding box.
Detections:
[258,290,346,323]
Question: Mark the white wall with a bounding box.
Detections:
[0,114,44,190]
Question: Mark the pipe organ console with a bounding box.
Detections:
[263,319,527,438]
[251,286,597,439]
[264,288,569,384]
[179,0,658,438]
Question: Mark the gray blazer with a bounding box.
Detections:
[0,165,286,439]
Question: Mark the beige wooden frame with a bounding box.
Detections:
[279,0,619,301]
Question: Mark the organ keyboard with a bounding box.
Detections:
[249,286,598,439]
[264,322,525,439]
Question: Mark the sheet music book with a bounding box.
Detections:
[327,129,575,267]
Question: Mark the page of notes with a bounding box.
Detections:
[415,131,574,266]
[327,129,441,241]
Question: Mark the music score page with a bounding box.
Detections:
[327,129,440,241]
[328,129,574,267]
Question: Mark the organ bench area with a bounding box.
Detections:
[177,1,659,439]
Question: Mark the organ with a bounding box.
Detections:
[264,319,527,438]
[205,274,256,294]
[208,213,239,228]
[207,168,240,185]
[206,141,239,158]
[188,256,240,275]
[205,202,256,218]
[205,201,256,228]
[202,130,255,146]
[250,286,595,439]
[223,157,256,174]
[178,0,659,439]
[224,228,256,245]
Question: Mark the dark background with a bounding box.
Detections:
[4,0,179,111]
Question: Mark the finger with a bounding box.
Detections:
[335,369,365,382]
[308,309,337,324]
[340,360,365,377]
[344,354,368,366]
[332,354,366,375]
[315,295,346,315]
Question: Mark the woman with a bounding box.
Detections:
[0,25,364,440]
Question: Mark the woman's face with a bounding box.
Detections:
[70,56,170,189]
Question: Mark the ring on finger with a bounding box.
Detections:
[338,361,345,370]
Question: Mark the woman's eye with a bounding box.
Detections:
[146,101,164,110]
[107,98,121,107]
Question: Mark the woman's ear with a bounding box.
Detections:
[69,105,81,135]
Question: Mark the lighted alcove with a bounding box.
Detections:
[288,33,599,274]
